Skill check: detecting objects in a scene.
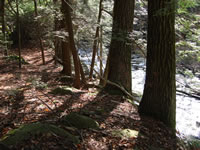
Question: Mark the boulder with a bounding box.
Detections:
[63,113,99,129]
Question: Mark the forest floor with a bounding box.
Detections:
[0,48,188,150]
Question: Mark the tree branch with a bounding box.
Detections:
[176,89,200,100]
[93,69,140,103]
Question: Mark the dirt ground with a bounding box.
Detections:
[0,48,185,150]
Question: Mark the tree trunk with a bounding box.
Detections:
[138,0,176,130]
[99,53,109,86]
[61,0,72,76]
[0,0,7,55]
[105,0,135,93]
[89,0,103,79]
[63,0,83,88]
[99,26,103,76]
[39,38,45,65]
[33,0,38,15]
[33,0,45,65]
[53,0,58,65]
[16,0,22,69]
[0,0,5,35]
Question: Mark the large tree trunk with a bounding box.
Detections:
[139,0,176,130]
[105,0,135,93]
[61,0,72,76]
[61,41,72,76]
[63,0,85,88]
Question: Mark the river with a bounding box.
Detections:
[80,51,200,140]
[131,55,200,140]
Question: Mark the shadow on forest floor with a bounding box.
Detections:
[0,49,186,150]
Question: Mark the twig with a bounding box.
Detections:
[35,95,56,113]
[133,40,146,58]
[7,0,17,14]
[176,90,200,100]
[102,9,113,17]
[38,90,57,108]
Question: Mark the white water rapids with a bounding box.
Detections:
[80,51,200,140]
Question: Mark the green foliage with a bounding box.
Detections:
[0,122,79,146]
[187,139,200,149]
[175,0,200,75]
[3,55,28,64]
[32,80,48,90]
[177,0,199,14]
[5,0,54,46]
[176,40,200,74]
[71,0,112,51]
[179,137,200,150]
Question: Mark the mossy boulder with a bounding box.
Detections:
[0,122,79,146]
[63,113,99,129]
[111,129,139,139]
[49,86,73,95]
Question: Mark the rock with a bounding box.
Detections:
[196,121,200,127]
[49,86,73,95]
[63,113,99,129]
[111,129,139,139]
[0,122,79,146]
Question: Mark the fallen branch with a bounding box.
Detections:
[176,80,200,97]
[93,69,140,103]
[176,89,200,100]
[36,95,56,113]
[133,40,146,58]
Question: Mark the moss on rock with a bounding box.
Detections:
[63,113,99,129]
[49,86,73,95]
[0,122,79,146]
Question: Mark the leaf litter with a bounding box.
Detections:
[0,49,187,149]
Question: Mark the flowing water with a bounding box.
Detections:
[80,52,200,140]
[131,55,200,140]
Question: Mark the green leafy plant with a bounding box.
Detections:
[3,55,29,64]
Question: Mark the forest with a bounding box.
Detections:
[0,0,200,149]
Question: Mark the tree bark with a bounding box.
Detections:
[16,0,22,69]
[139,0,176,130]
[0,0,7,55]
[105,0,135,93]
[61,0,72,76]
[99,53,109,86]
[63,0,83,88]
[89,0,103,79]
[0,0,5,35]
[33,0,45,65]
[99,26,103,76]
